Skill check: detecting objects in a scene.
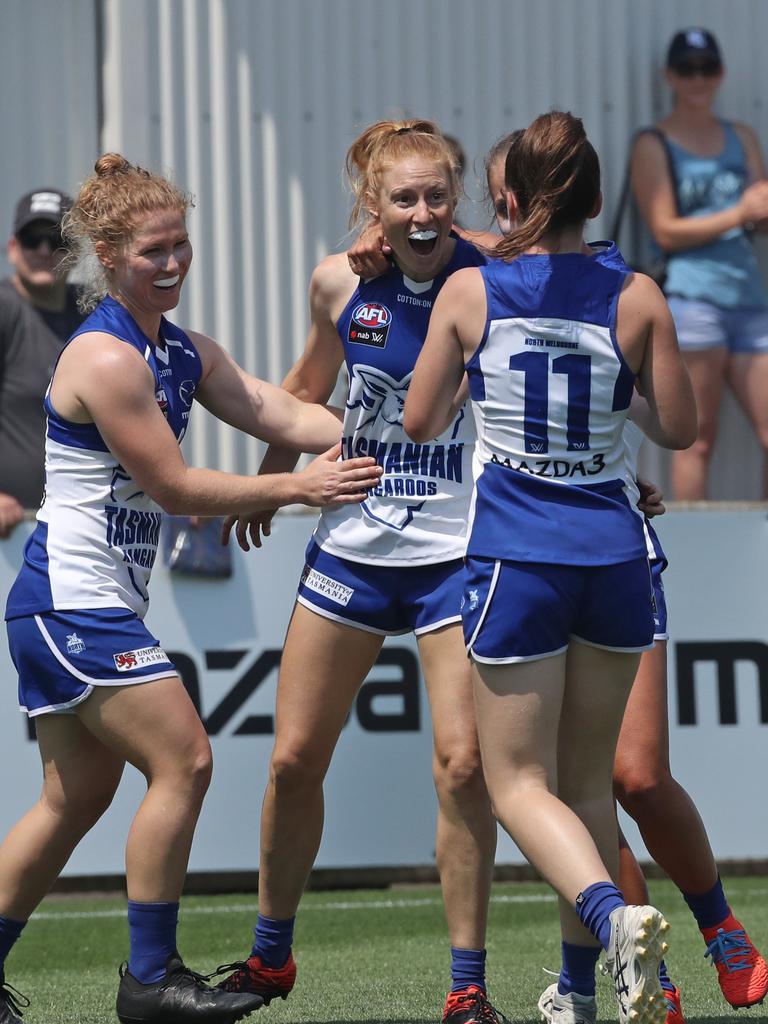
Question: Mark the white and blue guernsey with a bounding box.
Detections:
[465,252,647,566]
[313,234,486,566]
[6,295,201,621]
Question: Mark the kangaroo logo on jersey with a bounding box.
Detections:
[347,366,408,428]
[344,365,467,532]
[348,302,392,349]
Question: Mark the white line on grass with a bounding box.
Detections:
[30,892,556,922]
[30,886,768,923]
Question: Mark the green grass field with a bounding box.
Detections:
[6,876,768,1023]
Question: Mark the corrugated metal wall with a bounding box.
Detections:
[0,0,100,251]
[3,0,768,496]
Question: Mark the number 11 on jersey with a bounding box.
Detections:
[509,351,591,454]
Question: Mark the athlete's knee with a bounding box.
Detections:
[614,765,671,819]
[43,776,119,833]
[268,744,329,796]
[160,735,213,802]
[432,743,486,800]
[187,741,214,795]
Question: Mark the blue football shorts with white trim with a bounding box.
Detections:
[297,540,463,636]
[6,608,176,717]
[462,556,656,664]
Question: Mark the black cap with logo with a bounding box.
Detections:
[13,189,72,235]
[666,28,723,71]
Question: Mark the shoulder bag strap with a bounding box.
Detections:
[610,127,680,243]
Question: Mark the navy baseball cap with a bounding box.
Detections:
[13,189,72,234]
[666,28,723,70]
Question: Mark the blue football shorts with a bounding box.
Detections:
[296,541,463,635]
[462,556,656,664]
[6,608,176,717]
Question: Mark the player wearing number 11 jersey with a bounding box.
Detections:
[405,110,697,1024]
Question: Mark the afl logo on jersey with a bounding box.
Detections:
[349,302,392,349]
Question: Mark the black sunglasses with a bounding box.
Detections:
[17,225,64,251]
[673,58,722,78]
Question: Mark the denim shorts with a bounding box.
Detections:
[667,296,768,354]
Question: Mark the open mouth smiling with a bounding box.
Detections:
[408,230,438,256]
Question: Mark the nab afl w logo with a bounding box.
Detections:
[349,302,392,349]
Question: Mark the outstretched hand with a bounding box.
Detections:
[221,509,276,552]
[296,442,382,507]
[221,444,382,553]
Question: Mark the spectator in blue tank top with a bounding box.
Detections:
[630,28,768,499]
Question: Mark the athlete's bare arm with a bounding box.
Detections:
[616,275,697,450]
[52,331,381,516]
[223,254,356,551]
[404,267,486,442]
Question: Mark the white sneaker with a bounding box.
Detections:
[604,905,669,1024]
[537,982,596,1024]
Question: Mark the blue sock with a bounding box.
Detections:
[658,959,675,993]
[252,914,295,968]
[682,876,729,930]
[450,947,486,992]
[0,915,27,980]
[575,882,625,951]
[127,901,179,984]
[558,941,600,997]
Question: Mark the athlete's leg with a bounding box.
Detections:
[473,647,638,908]
[670,347,728,500]
[79,676,265,1017]
[418,624,496,953]
[614,641,717,894]
[0,715,123,920]
[614,640,768,1008]
[258,605,384,920]
[76,674,212,901]
[555,643,640,944]
[419,625,507,1024]
[727,351,768,498]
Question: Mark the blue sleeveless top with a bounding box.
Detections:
[664,121,767,309]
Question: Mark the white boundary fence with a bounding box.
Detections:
[1,507,766,878]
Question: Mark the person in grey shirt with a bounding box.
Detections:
[0,189,84,537]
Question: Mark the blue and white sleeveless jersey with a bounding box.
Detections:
[5,295,201,620]
[313,235,486,566]
[466,252,646,565]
